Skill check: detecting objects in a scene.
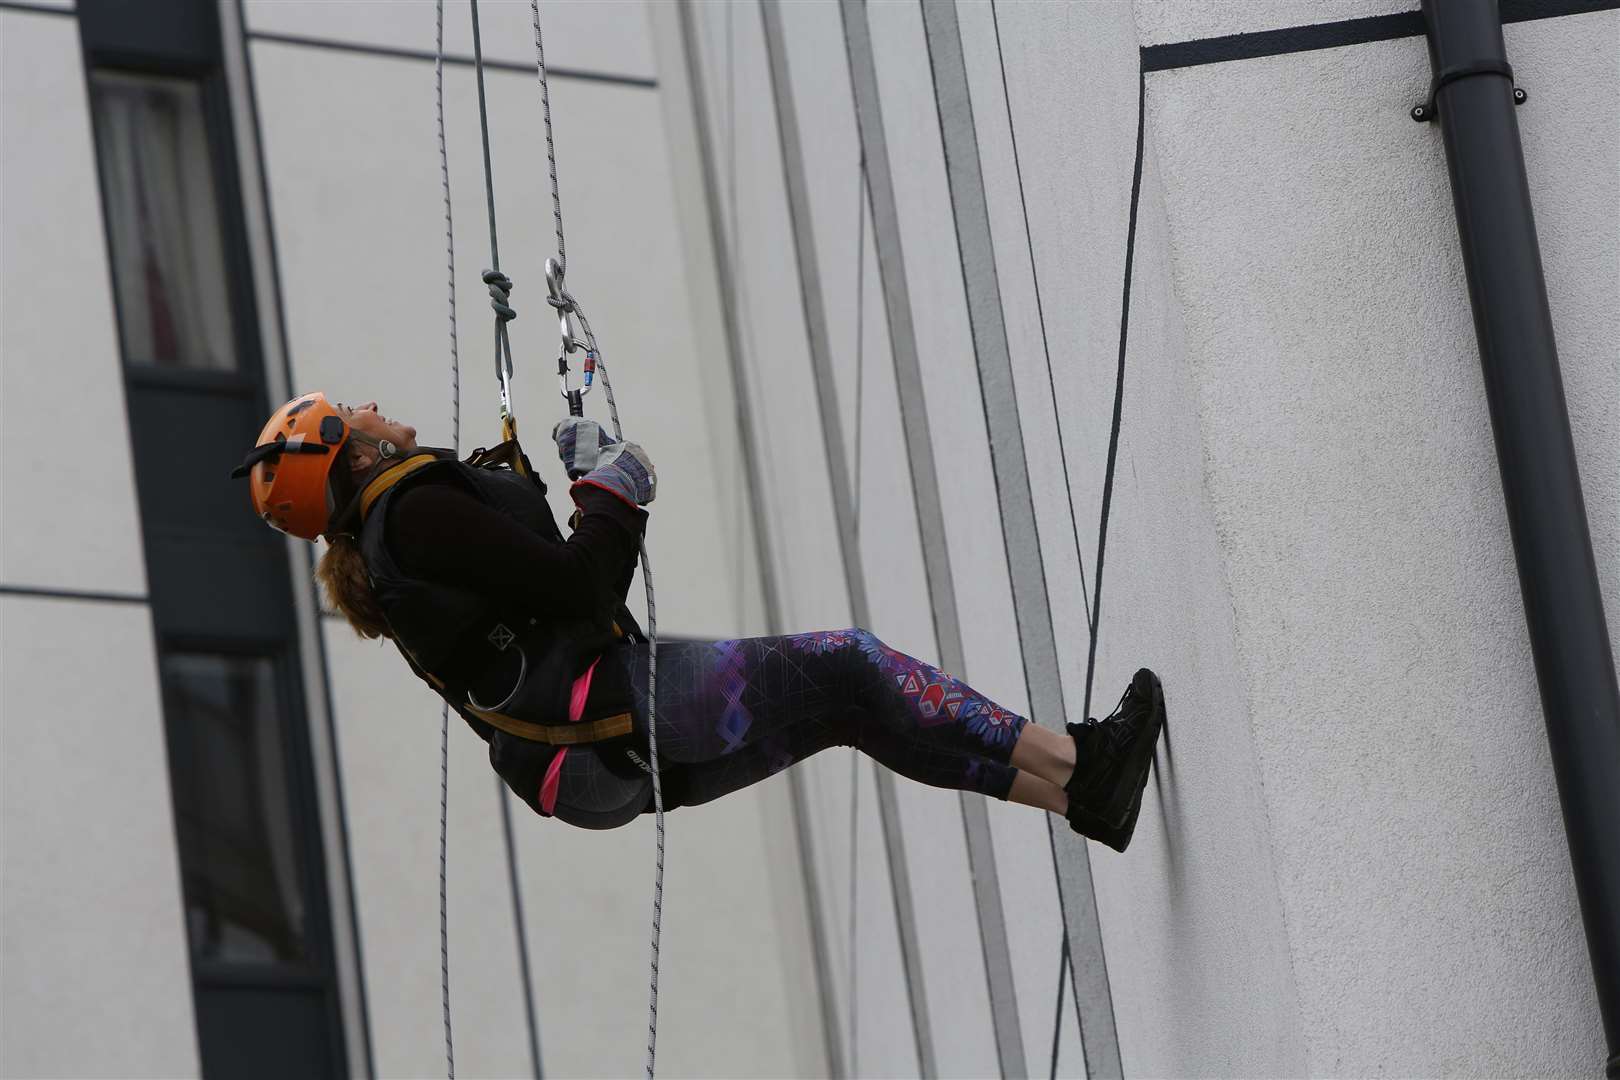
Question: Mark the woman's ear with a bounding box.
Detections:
[346,441,378,476]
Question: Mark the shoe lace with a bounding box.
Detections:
[1085,685,1138,758]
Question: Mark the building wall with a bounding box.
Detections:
[1131,8,1616,1074]
[2,1,821,1077]
[3,0,1613,1077]
[1,8,200,1078]
[683,0,1616,1077]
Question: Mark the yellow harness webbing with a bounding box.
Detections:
[358,453,440,522]
[466,705,634,745]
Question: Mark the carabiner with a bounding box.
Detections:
[547,256,594,412]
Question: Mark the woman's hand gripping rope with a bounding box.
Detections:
[554,417,657,507]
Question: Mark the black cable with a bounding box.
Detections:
[988,0,1093,634]
[1049,935,1070,1080]
[1083,67,1146,724]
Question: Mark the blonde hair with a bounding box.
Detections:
[316,534,391,640]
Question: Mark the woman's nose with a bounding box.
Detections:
[358,401,378,413]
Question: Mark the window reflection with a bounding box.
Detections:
[89,71,237,371]
[161,652,308,965]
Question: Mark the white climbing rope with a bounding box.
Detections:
[524,9,666,1076]
[436,3,665,1076]
[433,4,458,1075]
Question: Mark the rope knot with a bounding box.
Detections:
[482,269,516,323]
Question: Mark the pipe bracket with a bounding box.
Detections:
[1411,59,1524,121]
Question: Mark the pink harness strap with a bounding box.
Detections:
[539,656,602,816]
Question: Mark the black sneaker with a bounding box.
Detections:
[1064,669,1164,844]
[1066,775,1148,853]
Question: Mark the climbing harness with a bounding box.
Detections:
[436,3,667,1077]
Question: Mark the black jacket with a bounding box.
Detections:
[358,447,646,807]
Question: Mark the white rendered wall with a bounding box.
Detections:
[1129,9,1617,1074]
[0,10,200,1078]
[1,8,147,597]
[1,599,199,1079]
[682,0,1615,1077]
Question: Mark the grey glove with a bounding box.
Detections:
[573,440,656,507]
[552,416,616,480]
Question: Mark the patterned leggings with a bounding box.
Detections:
[547,629,1030,830]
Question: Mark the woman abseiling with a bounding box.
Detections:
[232,393,1165,850]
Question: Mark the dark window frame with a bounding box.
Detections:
[87,59,262,392]
[158,638,331,980]
[78,1,349,1073]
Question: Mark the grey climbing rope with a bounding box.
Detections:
[523,10,665,1076]
[433,5,458,1075]
[467,1,517,426]
[436,3,664,1075]
[529,2,566,279]
[458,6,547,1080]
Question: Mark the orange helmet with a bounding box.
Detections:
[231,392,352,540]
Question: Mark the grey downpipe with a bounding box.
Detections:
[1418,1,1620,1073]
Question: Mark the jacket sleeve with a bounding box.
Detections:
[388,479,646,619]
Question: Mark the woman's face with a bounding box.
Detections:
[340,400,418,465]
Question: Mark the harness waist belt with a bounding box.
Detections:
[467,705,634,745]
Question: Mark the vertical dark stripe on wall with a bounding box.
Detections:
[919,2,1123,1076]
[1049,938,1070,1080]
[1059,62,1148,1080]
[1083,69,1147,726]
[233,3,377,1073]
[987,0,1093,634]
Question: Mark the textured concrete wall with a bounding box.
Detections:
[966,2,1311,1075]
[682,0,1615,1076]
[1141,9,1616,1073]
[0,11,200,1078]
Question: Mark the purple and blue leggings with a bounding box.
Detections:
[547,629,1030,830]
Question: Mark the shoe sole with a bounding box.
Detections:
[1070,670,1164,851]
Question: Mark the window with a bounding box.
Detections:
[88,70,237,371]
[81,4,352,1064]
[162,652,309,967]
